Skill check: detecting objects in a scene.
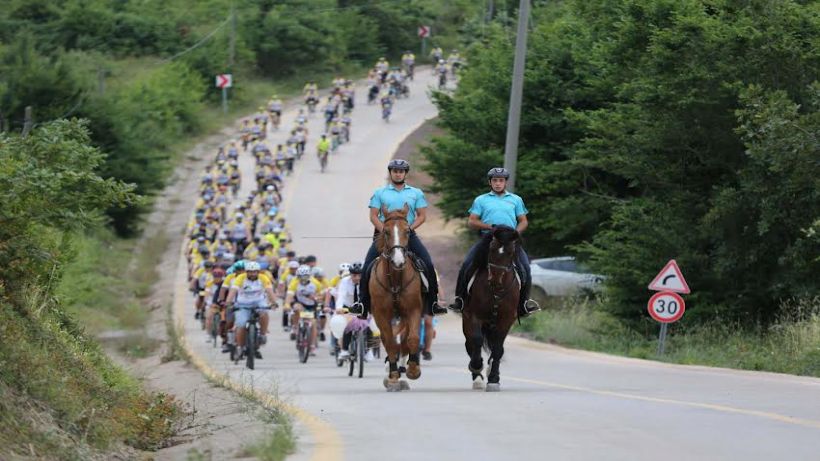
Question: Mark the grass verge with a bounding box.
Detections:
[516,295,820,377]
[0,292,181,460]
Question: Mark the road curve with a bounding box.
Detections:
[174,72,820,461]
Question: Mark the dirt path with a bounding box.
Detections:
[107,118,282,460]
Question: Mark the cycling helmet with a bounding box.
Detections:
[304,255,317,264]
[487,167,510,179]
[296,265,312,277]
[311,267,325,278]
[204,260,215,268]
[245,261,261,271]
[287,260,300,269]
[338,262,351,273]
[233,260,246,271]
[387,159,410,171]
[349,262,364,275]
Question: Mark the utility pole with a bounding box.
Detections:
[502,0,531,192]
[97,66,106,95]
[487,0,495,22]
[22,106,33,137]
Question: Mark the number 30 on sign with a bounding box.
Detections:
[647,291,685,323]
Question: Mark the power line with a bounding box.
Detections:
[163,17,231,63]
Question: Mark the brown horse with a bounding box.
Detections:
[369,204,424,392]
[462,225,520,392]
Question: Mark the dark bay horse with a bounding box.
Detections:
[369,204,424,392]
[462,225,520,392]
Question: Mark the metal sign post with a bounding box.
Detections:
[418,26,430,58]
[657,323,668,355]
[647,260,690,355]
[215,74,233,114]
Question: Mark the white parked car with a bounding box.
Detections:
[529,257,604,297]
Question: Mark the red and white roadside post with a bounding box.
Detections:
[418,25,430,57]
[215,74,233,114]
[647,259,690,355]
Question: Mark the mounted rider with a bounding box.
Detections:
[449,167,541,318]
[349,159,448,317]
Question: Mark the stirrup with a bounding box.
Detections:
[519,299,541,317]
[448,296,465,312]
[431,301,448,316]
[348,302,364,315]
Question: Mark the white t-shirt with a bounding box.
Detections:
[335,275,359,308]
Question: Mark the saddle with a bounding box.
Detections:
[466,261,522,297]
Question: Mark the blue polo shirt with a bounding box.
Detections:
[369,183,428,225]
[468,191,527,229]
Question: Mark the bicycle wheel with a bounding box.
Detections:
[357,330,365,378]
[246,323,256,370]
[211,312,220,348]
[348,332,356,377]
[298,325,310,363]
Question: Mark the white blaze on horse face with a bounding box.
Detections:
[498,246,504,254]
[391,223,405,266]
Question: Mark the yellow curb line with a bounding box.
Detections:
[442,367,820,430]
[174,249,343,461]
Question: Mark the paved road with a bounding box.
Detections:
[175,72,820,461]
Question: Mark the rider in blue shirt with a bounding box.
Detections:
[350,159,447,317]
[449,167,541,317]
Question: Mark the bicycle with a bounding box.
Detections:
[381,102,392,123]
[209,305,222,348]
[318,151,328,173]
[233,305,267,370]
[296,309,316,363]
[347,327,366,378]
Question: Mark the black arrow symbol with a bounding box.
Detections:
[662,274,676,284]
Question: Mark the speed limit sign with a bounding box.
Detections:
[647,291,685,323]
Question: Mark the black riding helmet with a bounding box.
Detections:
[349,262,364,274]
[387,159,410,171]
[487,167,510,179]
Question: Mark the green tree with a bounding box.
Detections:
[0,120,136,296]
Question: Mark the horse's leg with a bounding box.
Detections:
[373,310,401,391]
[404,305,423,380]
[462,314,485,389]
[486,326,508,392]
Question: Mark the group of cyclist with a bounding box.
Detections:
[186,73,422,365]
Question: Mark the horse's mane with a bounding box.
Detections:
[492,225,519,245]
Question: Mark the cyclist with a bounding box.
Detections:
[226,261,276,359]
[317,134,331,169]
[285,265,323,354]
[336,263,374,361]
[401,50,416,79]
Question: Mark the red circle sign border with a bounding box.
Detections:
[647,291,685,323]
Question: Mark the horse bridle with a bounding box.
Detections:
[486,238,517,327]
[375,217,417,315]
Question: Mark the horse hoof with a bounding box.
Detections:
[399,380,410,390]
[406,363,421,380]
[486,383,501,392]
[386,381,402,392]
[472,377,485,390]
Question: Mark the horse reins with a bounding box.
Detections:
[486,240,517,327]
